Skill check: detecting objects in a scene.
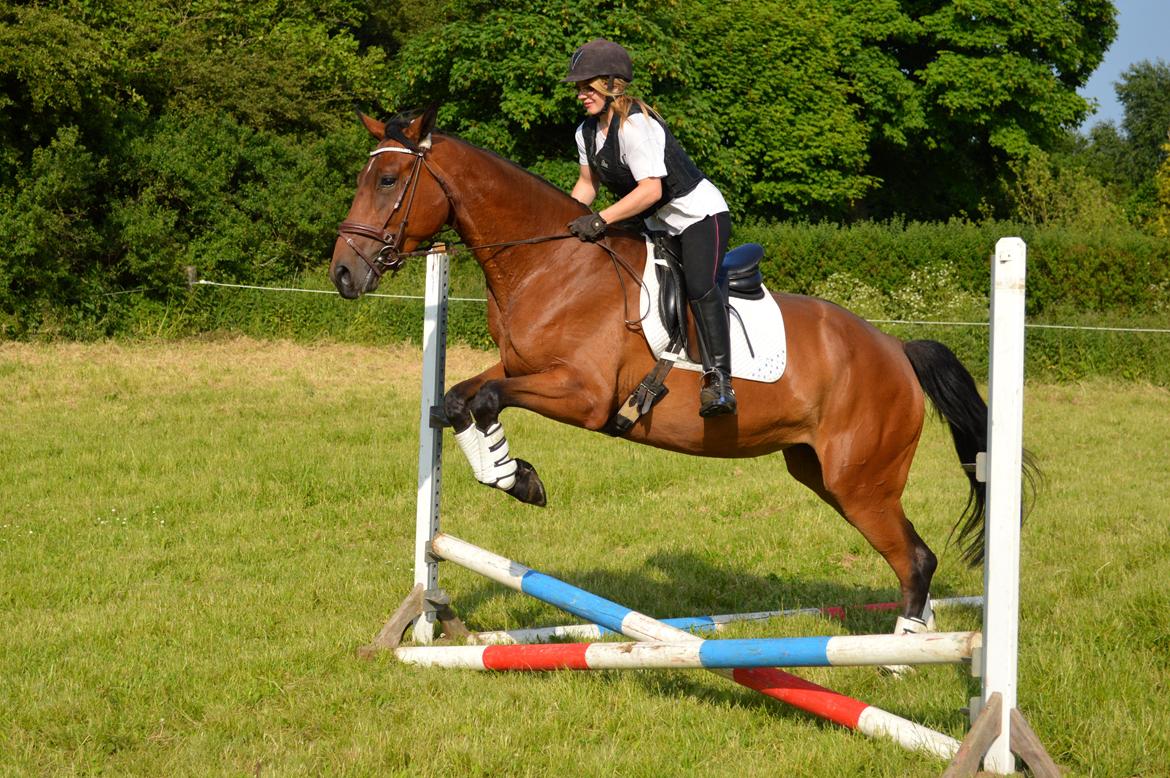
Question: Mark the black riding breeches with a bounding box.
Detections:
[678,211,732,300]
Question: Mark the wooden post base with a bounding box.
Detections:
[942,693,1062,777]
[357,583,470,658]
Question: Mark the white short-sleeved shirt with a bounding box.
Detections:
[575,112,729,236]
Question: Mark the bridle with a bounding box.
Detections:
[335,130,649,325]
[336,136,437,280]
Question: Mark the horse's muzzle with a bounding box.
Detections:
[330,253,381,299]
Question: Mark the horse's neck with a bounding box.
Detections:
[439,140,613,305]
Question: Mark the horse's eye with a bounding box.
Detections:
[379,175,397,188]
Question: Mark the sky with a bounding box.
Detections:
[1077,0,1170,129]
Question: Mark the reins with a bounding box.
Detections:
[337,136,649,327]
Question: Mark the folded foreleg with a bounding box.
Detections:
[441,362,547,506]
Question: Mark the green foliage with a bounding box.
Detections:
[86,218,1168,383]
[1115,59,1170,185]
[1005,149,1128,229]
[383,0,694,190]
[0,0,398,336]
[0,1,1128,335]
[862,0,1115,219]
[686,0,875,217]
[111,114,367,286]
[1156,136,1170,237]
[741,218,1170,316]
[1074,59,1170,230]
[0,126,106,336]
[382,0,1114,221]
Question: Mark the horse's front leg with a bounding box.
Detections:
[440,361,505,432]
[442,365,611,507]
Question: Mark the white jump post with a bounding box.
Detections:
[980,237,1027,771]
[412,248,450,645]
[950,238,1056,776]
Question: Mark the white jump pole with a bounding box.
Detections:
[979,237,1027,773]
[396,630,981,670]
[412,248,450,644]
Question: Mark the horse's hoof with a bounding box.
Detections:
[504,459,547,507]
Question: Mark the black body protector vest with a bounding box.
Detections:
[581,104,705,222]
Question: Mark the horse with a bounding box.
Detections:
[330,105,1025,632]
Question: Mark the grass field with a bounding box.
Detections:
[2,339,1169,777]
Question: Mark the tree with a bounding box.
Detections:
[1115,59,1170,185]
[858,0,1116,219]
[1076,59,1170,228]
[0,0,1127,334]
[383,0,1116,220]
[380,0,695,191]
[685,0,877,218]
[1154,132,1170,237]
[0,1,398,335]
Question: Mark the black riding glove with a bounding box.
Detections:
[568,213,607,242]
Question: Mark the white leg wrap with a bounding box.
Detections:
[883,600,935,676]
[453,422,517,491]
[920,595,936,631]
[894,615,930,635]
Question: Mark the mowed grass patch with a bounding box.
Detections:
[1,339,1168,776]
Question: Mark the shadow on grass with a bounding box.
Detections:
[448,547,975,636]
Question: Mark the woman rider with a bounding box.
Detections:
[562,38,737,418]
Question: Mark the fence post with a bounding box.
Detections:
[412,248,450,644]
[981,237,1026,772]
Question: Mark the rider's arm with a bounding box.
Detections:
[597,177,662,224]
[571,165,598,207]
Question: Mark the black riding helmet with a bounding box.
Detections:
[563,38,634,86]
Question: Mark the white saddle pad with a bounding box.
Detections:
[638,239,787,383]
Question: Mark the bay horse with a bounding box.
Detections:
[330,105,1015,631]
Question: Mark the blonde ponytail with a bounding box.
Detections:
[586,77,662,127]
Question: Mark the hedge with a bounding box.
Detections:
[18,220,1170,385]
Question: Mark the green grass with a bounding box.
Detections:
[2,340,1169,776]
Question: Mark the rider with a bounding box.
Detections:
[563,38,737,418]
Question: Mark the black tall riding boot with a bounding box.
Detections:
[689,287,737,417]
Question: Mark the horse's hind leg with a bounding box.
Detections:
[782,444,937,625]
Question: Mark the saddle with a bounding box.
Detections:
[603,237,771,436]
[653,234,766,356]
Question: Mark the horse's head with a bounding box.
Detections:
[331,106,451,298]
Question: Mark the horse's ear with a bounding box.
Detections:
[413,103,440,141]
[356,111,386,140]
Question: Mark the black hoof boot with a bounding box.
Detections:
[504,458,547,507]
[699,369,737,417]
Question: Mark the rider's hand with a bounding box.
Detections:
[567,213,607,242]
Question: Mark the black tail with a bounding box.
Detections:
[902,339,1041,567]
